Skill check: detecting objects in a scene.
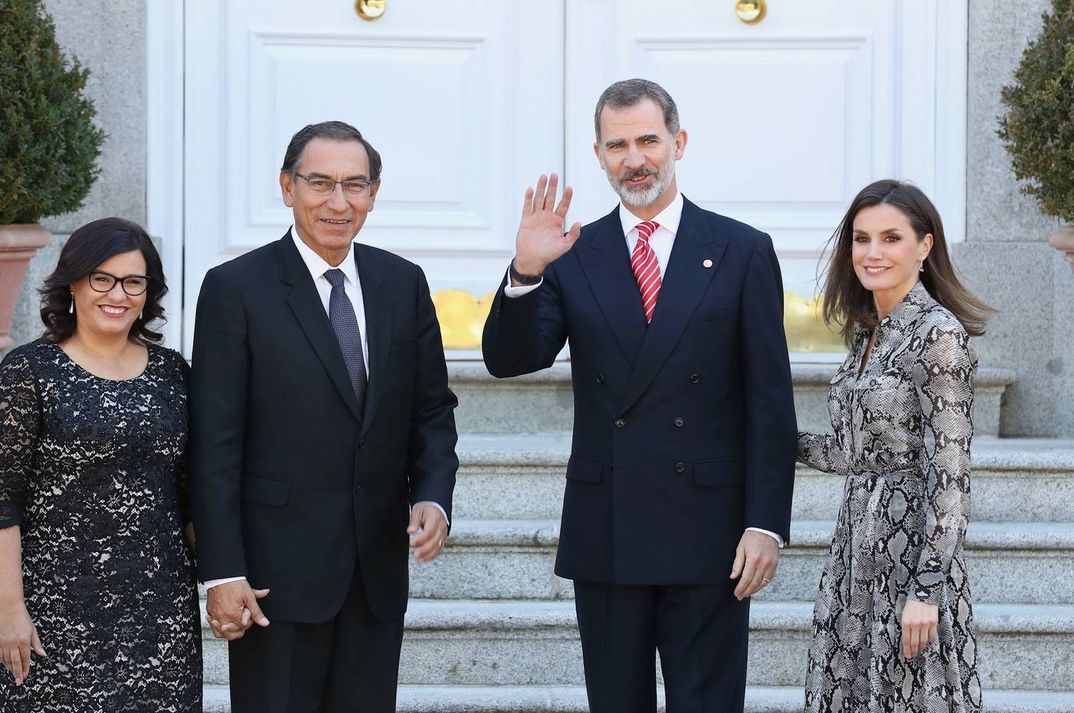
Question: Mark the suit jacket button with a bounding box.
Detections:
[614,418,626,428]
[675,462,686,473]
[354,484,364,495]
[596,374,605,384]
[674,417,685,427]
[689,373,700,384]
[359,438,367,449]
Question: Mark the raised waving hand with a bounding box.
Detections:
[512,173,582,278]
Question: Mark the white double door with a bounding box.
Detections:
[179,0,966,352]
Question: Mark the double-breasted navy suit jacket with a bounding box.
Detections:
[483,198,796,585]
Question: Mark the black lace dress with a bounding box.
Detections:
[0,339,201,712]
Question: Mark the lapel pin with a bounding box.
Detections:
[702,259,713,269]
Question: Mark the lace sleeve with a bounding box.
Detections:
[797,431,848,475]
[908,324,975,605]
[0,351,41,529]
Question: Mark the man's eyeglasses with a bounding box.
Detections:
[295,173,373,196]
[87,271,151,296]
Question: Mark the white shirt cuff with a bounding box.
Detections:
[503,279,542,298]
[414,501,450,528]
[746,527,784,548]
[204,576,247,590]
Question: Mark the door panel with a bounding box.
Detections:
[183,0,564,352]
[566,0,963,354]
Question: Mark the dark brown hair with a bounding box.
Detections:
[820,179,995,345]
[40,217,167,344]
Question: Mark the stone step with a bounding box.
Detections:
[406,519,1074,605]
[742,601,1074,691]
[787,438,1074,523]
[202,683,1074,712]
[447,362,1015,437]
[452,433,1074,523]
[200,600,1074,691]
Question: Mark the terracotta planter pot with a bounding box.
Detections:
[0,224,53,351]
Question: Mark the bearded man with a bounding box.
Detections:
[482,78,796,713]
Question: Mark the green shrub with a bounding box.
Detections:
[0,0,104,224]
[999,0,1074,224]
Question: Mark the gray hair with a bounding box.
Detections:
[280,120,383,182]
[593,79,680,141]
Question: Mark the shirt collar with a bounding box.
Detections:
[881,280,934,329]
[290,226,358,285]
[619,191,684,238]
[856,281,935,345]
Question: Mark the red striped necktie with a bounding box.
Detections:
[631,220,661,323]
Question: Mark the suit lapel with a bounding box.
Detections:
[355,245,388,435]
[619,199,728,414]
[277,236,362,421]
[578,208,647,365]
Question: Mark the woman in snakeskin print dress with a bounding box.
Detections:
[797,181,993,712]
[0,219,201,712]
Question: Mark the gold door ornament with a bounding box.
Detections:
[355,0,386,21]
[735,0,766,24]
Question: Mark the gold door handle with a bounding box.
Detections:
[735,0,766,24]
[355,0,386,21]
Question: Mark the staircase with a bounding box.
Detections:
[202,362,1074,712]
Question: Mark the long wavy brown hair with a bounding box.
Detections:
[820,179,995,346]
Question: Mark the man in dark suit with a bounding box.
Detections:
[190,121,458,713]
[482,79,796,713]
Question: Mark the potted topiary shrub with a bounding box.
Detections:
[0,0,104,349]
[998,0,1074,274]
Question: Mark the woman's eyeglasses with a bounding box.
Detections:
[86,271,151,296]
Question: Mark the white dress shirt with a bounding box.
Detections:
[504,195,784,548]
[204,228,448,590]
[616,190,682,280]
[290,228,370,376]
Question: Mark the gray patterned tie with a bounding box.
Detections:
[323,268,367,410]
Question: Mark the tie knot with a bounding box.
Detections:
[324,268,346,288]
[636,221,659,242]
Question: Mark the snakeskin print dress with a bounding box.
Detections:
[797,282,982,712]
[0,339,201,712]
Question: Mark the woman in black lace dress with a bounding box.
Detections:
[798,181,994,712]
[0,218,201,712]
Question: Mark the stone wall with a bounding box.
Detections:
[957,0,1074,436]
[7,0,147,349]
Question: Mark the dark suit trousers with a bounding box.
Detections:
[227,566,404,713]
[574,581,750,713]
